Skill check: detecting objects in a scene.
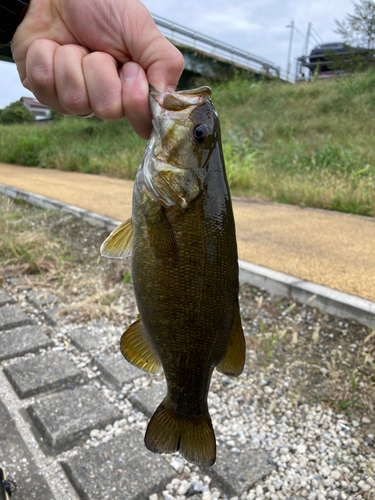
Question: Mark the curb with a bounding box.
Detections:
[239,260,375,329]
[0,183,122,232]
[2,183,374,330]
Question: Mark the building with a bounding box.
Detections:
[21,97,52,121]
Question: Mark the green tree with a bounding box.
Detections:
[335,0,375,49]
[0,100,34,124]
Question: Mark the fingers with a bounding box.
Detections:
[24,40,152,136]
[26,39,68,114]
[144,35,185,94]
[119,4,185,93]
[120,62,151,140]
[82,52,123,120]
[54,45,91,115]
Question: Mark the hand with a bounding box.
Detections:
[11,0,184,139]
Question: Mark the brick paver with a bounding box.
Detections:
[27,385,122,454]
[129,382,167,418]
[0,290,15,307]
[0,325,53,361]
[93,353,144,391]
[0,305,35,331]
[61,431,176,500]
[3,351,84,398]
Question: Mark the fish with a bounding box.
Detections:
[101,86,245,467]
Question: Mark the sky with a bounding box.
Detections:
[0,0,356,109]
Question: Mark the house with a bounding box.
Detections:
[21,97,52,121]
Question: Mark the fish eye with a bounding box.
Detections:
[193,124,208,143]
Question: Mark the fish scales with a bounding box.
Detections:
[101,86,246,466]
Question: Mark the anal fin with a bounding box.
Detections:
[216,301,246,377]
[120,318,161,374]
[100,218,133,259]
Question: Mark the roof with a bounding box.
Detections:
[21,97,50,109]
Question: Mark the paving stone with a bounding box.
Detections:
[61,430,176,500]
[129,382,167,418]
[3,351,85,399]
[202,445,274,497]
[0,399,56,500]
[42,307,60,326]
[0,289,15,307]
[27,385,122,454]
[27,290,58,308]
[0,305,35,331]
[68,327,99,351]
[0,325,53,361]
[93,353,144,391]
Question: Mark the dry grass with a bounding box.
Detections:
[240,285,375,422]
[0,195,132,323]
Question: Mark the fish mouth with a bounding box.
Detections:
[149,86,211,120]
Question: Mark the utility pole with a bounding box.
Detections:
[286,20,294,81]
[304,22,312,55]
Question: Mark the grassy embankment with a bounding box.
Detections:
[0,70,374,216]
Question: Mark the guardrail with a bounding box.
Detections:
[152,14,282,79]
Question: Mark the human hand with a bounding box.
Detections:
[11,0,184,139]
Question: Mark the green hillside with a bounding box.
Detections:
[1,70,374,216]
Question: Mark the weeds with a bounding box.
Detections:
[245,291,375,420]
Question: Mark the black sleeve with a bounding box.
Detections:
[0,0,30,45]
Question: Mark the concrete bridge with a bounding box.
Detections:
[0,14,281,84]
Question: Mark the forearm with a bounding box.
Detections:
[0,0,29,44]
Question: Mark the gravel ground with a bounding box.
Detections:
[1,195,374,500]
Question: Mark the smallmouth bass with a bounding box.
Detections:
[101,86,245,466]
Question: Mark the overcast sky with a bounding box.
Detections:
[0,0,355,109]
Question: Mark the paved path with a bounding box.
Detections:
[0,289,270,500]
[1,163,374,302]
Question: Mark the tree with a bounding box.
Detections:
[0,100,34,124]
[335,0,375,49]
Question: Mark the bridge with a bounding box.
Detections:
[0,14,282,83]
[152,15,281,82]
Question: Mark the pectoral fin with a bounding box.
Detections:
[146,207,179,264]
[100,218,133,259]
[216,302,246,377]
[120,318,161,373]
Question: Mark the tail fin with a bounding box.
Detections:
[144,399,216,467]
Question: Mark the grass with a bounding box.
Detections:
[1,69,375,216]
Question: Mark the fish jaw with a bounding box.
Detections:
[138,86,216,210]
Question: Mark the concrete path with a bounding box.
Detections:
[1,163,374,302]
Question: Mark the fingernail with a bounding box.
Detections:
[164,85,176,93]
[123,62,139,81]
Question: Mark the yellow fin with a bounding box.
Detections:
[100,219,133,259]
[120,318,161,374]
[145,399,216,467]
[216,302,246,377]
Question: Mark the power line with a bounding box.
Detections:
[310,33,321,45]
[311,27,324,43]
[293,26,306,40]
